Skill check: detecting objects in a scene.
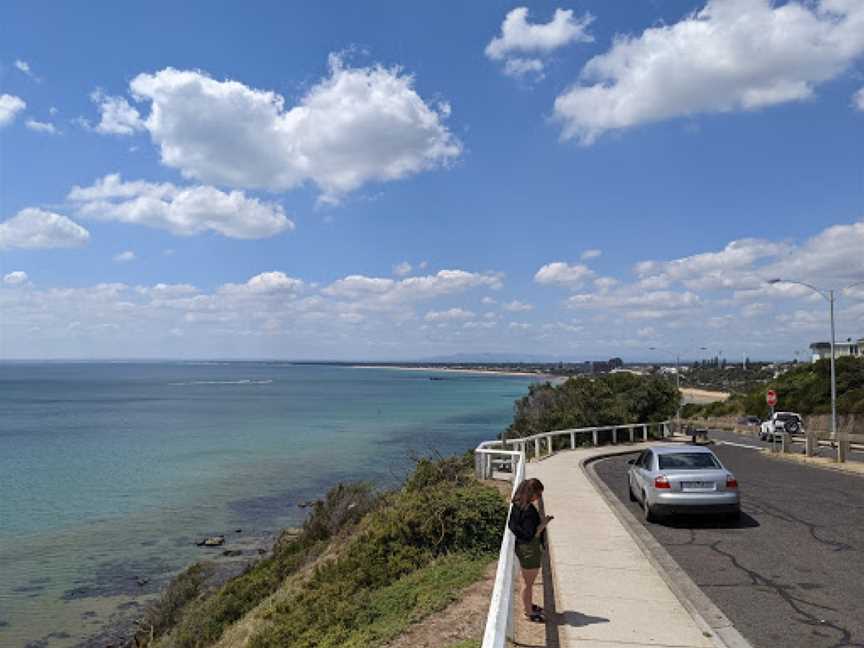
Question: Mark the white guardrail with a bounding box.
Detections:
[474,421,671,648]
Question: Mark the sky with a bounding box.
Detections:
[1,0,863,361]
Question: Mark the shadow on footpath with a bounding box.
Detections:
[554,610,610,627]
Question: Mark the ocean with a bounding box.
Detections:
[0,362,538,647]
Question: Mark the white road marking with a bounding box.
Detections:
[717,440,763,450]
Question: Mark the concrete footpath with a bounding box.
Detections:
[527,444,717,648]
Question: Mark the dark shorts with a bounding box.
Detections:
[515,536,543,570]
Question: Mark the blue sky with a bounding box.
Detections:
[1,0,863,360]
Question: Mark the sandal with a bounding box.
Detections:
[525,610,545,623]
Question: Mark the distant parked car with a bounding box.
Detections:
[737,415,761,427]
[627,446,740,522]
[759,412,804,441]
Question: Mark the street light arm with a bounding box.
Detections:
[767,278,829,300]
[842,279,864,294]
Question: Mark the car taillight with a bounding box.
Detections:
[726,476,738,489]
[654,475,671,489]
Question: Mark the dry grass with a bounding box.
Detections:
[762,449,864,478]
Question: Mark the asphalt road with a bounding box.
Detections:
[708,427,864,462]
[594,444,864,648]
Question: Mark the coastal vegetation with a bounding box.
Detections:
[682,357,864,419]
[505,372,680,439]
[134,455,505,648]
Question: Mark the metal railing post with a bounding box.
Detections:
[570,431,575,449]
[629,426,634,442]
[592,429,598,446]
[612,427,617,444]
[642,424,648,441]
[534,438,540,458]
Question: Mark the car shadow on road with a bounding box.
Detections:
[658,511,760,530]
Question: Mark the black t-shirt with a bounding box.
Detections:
[508,503,541,544]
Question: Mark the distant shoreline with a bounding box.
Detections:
[349,364,557,379]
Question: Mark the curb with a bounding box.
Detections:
[581,447,754,648]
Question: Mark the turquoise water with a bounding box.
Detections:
[0,362,536,647]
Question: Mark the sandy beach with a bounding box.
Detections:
[680,387,731,404]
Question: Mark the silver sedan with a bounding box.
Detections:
[626,445,740,523]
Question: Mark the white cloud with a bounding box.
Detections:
[0,208,90,249]
[635,238,788,291]
[3,271,29,286]
[68,174,293,239]
[324,269,502,311]
[91,89,144,135]
[481,296,497,305]
[502,300,534,312]
[486,7,593,79]
[425,308,475,322]
[503,58,545,80]
[0,94,26,127]
[581,248,602,260]
[767,219,864,285]
[534,261,594,288]
[220,271,304,296]
[593,276,619,292]
[393,261,412,277]
[25,119,58,134]
[135,283,198,298]
[124,55,461,201]
[855,88,864,111]
[554,0,864,143]
[113,250,136,263]
[14,60,33,76]
[566,289,702,313]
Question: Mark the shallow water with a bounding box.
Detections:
[0,362,536,647]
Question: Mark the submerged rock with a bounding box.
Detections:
[196,536,225,547]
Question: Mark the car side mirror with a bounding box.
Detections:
[627,459,636,465]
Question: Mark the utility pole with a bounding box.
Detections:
[649,346,707,434]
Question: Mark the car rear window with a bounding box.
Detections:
[658,453,720,470]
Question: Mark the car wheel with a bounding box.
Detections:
[628,477,637,502]
[643,492,657,523]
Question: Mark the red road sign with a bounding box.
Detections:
[766,390,778,407]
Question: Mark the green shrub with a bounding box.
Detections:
[146,482,381,647]
[740,358,864,417]
[506,373,679,438]
[140,456,504,648]
[247,478,505,647]
[135,562,215,642]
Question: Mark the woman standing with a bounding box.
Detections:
[508,478,553,623]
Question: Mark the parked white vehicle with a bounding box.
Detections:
[759,412,804,441]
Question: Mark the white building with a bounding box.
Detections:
[810,338,864,361]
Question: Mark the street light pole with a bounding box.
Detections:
[828,289,840,460]
[675,354,681,432]
[768,279,864,462]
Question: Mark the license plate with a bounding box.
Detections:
[682,481,714,490]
